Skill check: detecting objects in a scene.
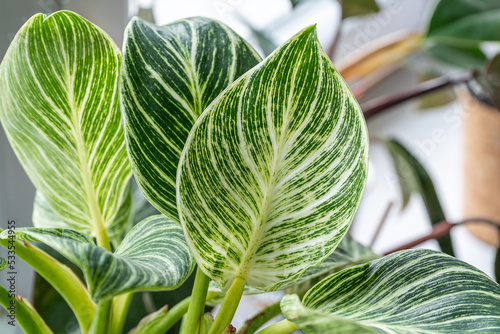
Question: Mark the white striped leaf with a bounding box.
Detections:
[0,215,195,301]
[177,26,368,292]
[281,249,500,333]
[0,11,131,235]
[120,17,262,222]
[33,186,132,242]
[32,179,155,243]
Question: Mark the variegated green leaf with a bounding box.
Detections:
[282,249,500,333]
[10,227,93,244]
[120,16,261,222]
[32,187,132,242]
[32,179,154,243]
[0,11,131,240]
[0,216,195,301]
[206,235,377,305]
[177,25,368,292]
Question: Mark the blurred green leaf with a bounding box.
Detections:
[384,139,454,256]
[418,72,456,110]
[476,53,500,109]
[248,26,277,56]
[341,0,379,19]
[424,44,487,70]
[427,0,500,44]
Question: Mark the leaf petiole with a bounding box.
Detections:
[88,299,113,334]
[208,277,246,334]
[110,292,134,334]
[181,267,211,334]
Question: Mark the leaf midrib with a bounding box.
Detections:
[237,49,302,279]
[67,70,107,247]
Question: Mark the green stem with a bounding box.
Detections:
[88,299,113,334]
[95,221,111,251]
[238,301,281,334]
[0,238,95,331]
[255,319,299,334]
[130,291,220,334]
[208,277,246,334]
[181,267,211,334]
[110,293,133,334]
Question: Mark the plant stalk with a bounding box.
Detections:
[208,277,246,334]
[110,292,133,334]
[130,291,220,334]
[255,319,299,334]
[362,71,474,119]
[181,267,211,334]
[88,299,113,334]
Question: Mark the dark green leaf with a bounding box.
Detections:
[427,0,500,47]
[384,139,454,256]
[424,44,487,70]
[120,17,261,222]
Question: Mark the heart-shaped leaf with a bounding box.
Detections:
[0,11,131,238]
[0,216,195,301]
[177,25,368,292]
[120,16,261,222]
[282,249,500,333]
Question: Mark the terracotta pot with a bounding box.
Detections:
[463,94,500,247]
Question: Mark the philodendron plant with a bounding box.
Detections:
[0,10,499,334]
